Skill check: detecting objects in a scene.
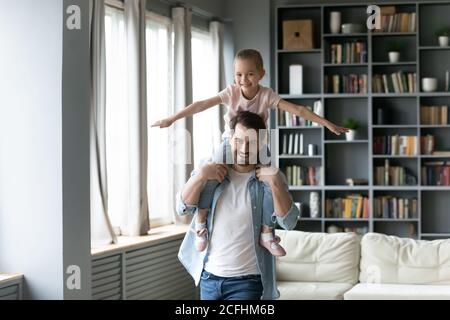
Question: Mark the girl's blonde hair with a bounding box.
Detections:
[235,49,264,70]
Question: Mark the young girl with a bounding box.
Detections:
[152,49,348,256]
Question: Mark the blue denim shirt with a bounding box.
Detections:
[176,169,300,300]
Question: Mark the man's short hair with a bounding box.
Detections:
[229,111,266,132]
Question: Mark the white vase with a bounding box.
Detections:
[439,36,449,47]
[422,77,438,92]
[330,12,341,34]
[345,129,356,141]
[388,51,400,63]
[309,192,320,218]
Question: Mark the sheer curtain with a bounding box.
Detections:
[146,12,174,227]
[91,0,117,247]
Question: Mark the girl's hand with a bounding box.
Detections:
[326,122,350,136]
[256,165,280,186]
[151,117,174,128]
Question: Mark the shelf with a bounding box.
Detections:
[276,1,450,239]
[278,126,321,129]
[373,186,418,191]
[372,125,418,128]
[373,155,419,158]
[372,93,418,97]
[419,92,450,97]
[324,140,368,144]
[279,94,322,99]
[279,155,322,159]
[323,94,368,98]
[419,46,450,50]
[323,33,368,38]
[419,125,450,128]
[289,186,322,191]
[324,218,369,222]
[372,62,417,66]
[278,49,321,53]
[324,63,368,67]
[371,32,417,36]
[373,219,419,222]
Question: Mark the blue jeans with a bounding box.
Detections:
[199,270,263,300]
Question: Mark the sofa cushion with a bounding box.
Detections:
[344,283,450,300]
[359,233,450,285]
[275,230,360,284]
[278,281,353,300]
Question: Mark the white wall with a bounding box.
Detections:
[0,0,64,299]
[0,0,91,300]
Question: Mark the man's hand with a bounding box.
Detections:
[151,117,175,128]
[256,165,280,186]
[199,162,228,182]
[325,121,350,136]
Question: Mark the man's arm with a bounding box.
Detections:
[176,163,227,216]
[258,167,300,230]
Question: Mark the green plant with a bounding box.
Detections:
[435,26,450,37]
[387,41,404,52]
[343,118,360,130]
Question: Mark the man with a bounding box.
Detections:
[177,111,300,300]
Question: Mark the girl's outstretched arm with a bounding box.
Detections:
[277,99,349,135]
[151,95,222,128]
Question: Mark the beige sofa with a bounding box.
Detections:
[275,230,450,300]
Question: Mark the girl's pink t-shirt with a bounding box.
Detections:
[218,84,281,136]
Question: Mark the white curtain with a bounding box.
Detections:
[172,7,194,225]
[90,0,117,247]
[210,20,226,146]
[121,0,150,236]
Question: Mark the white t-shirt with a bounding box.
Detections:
[218,84,282,138]
[204,168,260,277]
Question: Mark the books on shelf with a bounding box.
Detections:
[329,41,367,64]
[421,134,435,155]
[324,74,368,94]
[421,161,450,186]
[285,165,321,186]
[325,194,369,219]
[373,135,418,156]
[420,105,449,125]
[372,72,417,93]
[373,7,416,33]
[374,159,416,186]
[281,132,305,155]
[374,196,418,219]
[278,108,315,127]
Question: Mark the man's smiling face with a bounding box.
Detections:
[231,123,259,166]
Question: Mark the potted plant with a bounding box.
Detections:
[387,41,404,63]
[343,118,360,141]
[435,27,450,47]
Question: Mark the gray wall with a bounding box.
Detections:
[0,0,91,299]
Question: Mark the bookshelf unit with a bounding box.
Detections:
[274,1,450,240]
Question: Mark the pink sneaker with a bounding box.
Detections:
[194,227,208,252]
[260,233,286,257]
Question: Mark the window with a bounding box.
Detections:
[105,4,128,231]
[191,27,217,168]
[146,12,174,227]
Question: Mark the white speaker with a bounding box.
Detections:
[289,64,303,95]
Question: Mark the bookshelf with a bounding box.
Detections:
[274,1,450,240]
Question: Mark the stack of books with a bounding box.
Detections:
[325,194,369,219]
[278,108,313,127]
[374,159,416,186]
[327,225,369,235]
[285,166,321,186]
[373,6,416,32]
[281,133,306,155]
[420,105,449,125]
[421,161,450,186]
[324,74,368,94]
[374,196,418,219]
[372,72,417,93]
[329,41,367,64]
[373,135,418,155]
